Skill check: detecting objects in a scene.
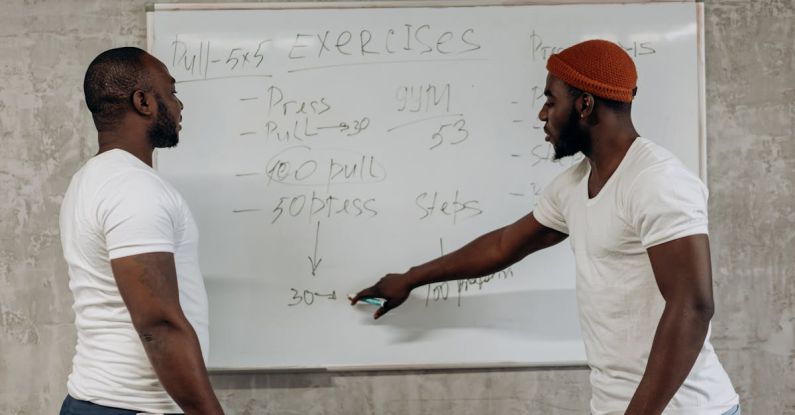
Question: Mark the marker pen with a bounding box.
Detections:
[349,295,385,307]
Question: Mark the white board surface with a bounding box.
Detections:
[149,1,703,370]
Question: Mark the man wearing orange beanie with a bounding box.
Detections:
[353,40,739,415]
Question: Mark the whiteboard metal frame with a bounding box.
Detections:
[209,361,591,374]
[695,1,707,181]
[150,0,696,12]
[145,0,708,372]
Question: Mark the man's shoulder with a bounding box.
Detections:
[621,138,700,188]
[84,155,170,198]
[626,138,686,171]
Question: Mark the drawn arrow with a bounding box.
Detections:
[307,221,323,276]
[314,291,337,300]
[316,122,348,131]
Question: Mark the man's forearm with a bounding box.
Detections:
[139,320,224,415]
[625,303,713,415]
[406,220,566,289]
[405,228,512,288]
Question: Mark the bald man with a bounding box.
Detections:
[352,40,739,415]
[59,47,223,415]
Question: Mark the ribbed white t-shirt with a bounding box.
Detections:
[534,138,738,415]
[60,149,209,414]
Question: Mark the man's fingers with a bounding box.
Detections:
[373,299,398,320]
[349,287,376,305]
[373,305,389,320]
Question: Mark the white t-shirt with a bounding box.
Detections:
[534,138,738,415]
[59,149,209,414]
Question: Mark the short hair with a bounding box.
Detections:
[83,47,152,131]
[567,84,633,113]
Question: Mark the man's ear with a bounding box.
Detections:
[579,93,595,118]
[131,90,154,117]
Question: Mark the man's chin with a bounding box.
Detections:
[152,140,179,149]
[158,141,179,149]
[552,135,590,160]
[553,147,578,160]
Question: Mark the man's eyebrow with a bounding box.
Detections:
[544,89,553,97]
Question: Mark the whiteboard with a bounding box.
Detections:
[148,1,704,370]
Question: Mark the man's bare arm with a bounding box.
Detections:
[111,252,224,415]
[625,234,715,414]
[351,212,568,318]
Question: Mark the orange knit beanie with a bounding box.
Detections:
[546,39,637,103]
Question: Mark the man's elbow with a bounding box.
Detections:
[133,314,192,344]
[696,302,714,322]
[679,299,714,325]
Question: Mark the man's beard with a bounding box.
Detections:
[553,107,591,160]
[148,98,179,149]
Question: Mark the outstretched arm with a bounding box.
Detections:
[351,212,567,318]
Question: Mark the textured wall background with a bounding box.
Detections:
[0,0,791,414]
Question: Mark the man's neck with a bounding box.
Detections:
[97,130,154,167]
[585,123,639,186]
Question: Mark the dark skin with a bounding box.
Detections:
[352,73,715,414]
[101,53,224,415]
[97,55,182,167]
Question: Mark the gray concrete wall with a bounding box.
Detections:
[0,0,791,414]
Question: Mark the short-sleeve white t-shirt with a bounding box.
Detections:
[59,149,209,414]
[534,138,738,415]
